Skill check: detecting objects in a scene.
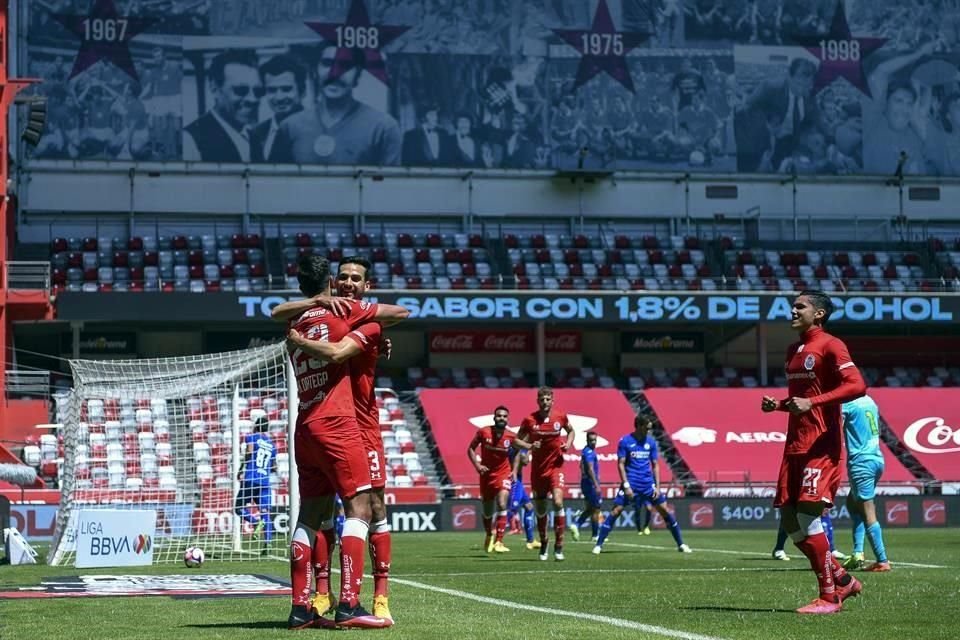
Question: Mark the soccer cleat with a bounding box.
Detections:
[485,535,495,553]
[590,536,598,543]
[569,523,580,542]
[795,597,843,614]
[864,561,891,572]
[525,540,541,550]
[253,518,264,539]
[591,545,602,555]
[836,576,862,602]
[493,541,510,553]
[311,592,337,618]
[538,548,549,561]
[372,595,394,625]
[678,544,692,553]
[554,546,564,561]
[831,549,848,560]
[773,549,790,561]
[642,526,651,536]
[287,605,316,630]
[334,603,391,629]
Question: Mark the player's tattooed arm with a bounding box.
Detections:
[374,304,411,327]
[286,329,362,364]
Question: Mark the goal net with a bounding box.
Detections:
[48,343,296,566]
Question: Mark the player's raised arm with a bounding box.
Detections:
[374,303,411,327]
[271,295,351,322]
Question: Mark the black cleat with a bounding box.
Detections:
[334,602,392,629]
[287,605,315,630]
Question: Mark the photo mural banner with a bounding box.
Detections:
[24,0,960,176]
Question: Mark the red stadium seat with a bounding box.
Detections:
[245,233,262,248]
[127,237,144,251]
[614,235,631,249]
[82,237,98,251]
[52,238,68,253]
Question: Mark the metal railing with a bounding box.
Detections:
[6,369,50,398]
[5,261,50,291]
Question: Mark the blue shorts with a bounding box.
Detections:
[613,485,665,509]
[235,482,271,513]
[509,481,530,510]
[848,458,884,501]
[580,483,603,508]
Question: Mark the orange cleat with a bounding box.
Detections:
[836,576,862,602]
[865,561,891,572]
[796,598,843,614]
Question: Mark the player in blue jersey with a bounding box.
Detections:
[841,394,890,571]
[570,431,603,542]
[509,449,539,550]
[234,416,276,553]
[593,415,691,554]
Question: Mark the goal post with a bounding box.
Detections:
[48,343,296,566]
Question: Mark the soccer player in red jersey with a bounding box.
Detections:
[272,255,408,629]
[467,405,533,554]
[761,290,867,614]
[517,387,574,561]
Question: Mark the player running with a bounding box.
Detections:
[508,449,538,549]
[841,394,890,572]
[761,290,867,614]
[570,431,603,542]
[517,387,575,561]
[272,255,409,630]
[234,415,276,554]
[592,415,691,554]
[467,405,533,553]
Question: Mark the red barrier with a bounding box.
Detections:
[870,389,960,482]
[645,389,916,484]
[418,389,655,486]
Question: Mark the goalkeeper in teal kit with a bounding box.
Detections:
[841,395,890,571]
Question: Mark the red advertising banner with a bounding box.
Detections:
[644,389,916,485]
[428,330,581,353]
[418,388,655,487]
[869,389,960,482]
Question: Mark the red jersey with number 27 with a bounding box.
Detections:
[289,300,378,423]
[518,410,570,478]
[780,326,866,457]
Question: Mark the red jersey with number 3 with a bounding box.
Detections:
[782,326,865,457]
[289,300,378,422]
[471,426,513,477]
[519,410,570,478]
[346,321,382,430]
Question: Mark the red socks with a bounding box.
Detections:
[338,518,369,608]
[312,526,337,596]
[369,521,391,598]
[290,527,313,607]
[554,512,566,548]
[795,532,836,601]
[494,512,507,543]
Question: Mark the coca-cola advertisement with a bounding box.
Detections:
[418,388,650,487]
[645,389,917,486]
[429,331,581,353]
[870,389,960,482]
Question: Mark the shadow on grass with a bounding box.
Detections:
[681,606,796,614]
[185,621,288,630]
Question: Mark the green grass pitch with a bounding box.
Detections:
[1,529,957,639]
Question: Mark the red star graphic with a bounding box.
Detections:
[305,0,409,86]
[790,1,885,97]
[552,0,650,93]
[53,0,156,84]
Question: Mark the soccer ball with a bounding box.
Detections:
[183,546,204,568]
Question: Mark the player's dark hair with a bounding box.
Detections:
[494,405,509,415]
[799,289,835,324]
[339,256,372,281]
[208,49,259,87]
[586,431,598,440]
[887,80,917,103]
[255,416,269,433]
[259,53,306,93]
[634,414,653,430]
[312,42,365,84]
[537,386,553,397]
[297,254,330,297]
